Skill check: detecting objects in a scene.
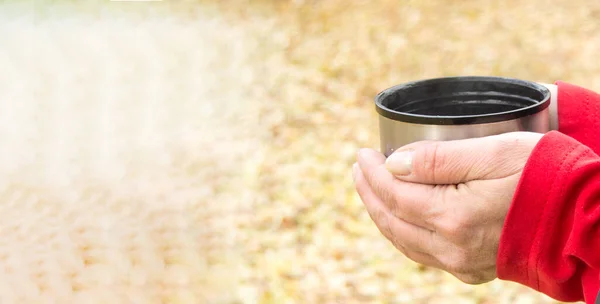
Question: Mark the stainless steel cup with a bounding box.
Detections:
[375,76,551,156]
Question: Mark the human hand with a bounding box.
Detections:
[353,132,543,284]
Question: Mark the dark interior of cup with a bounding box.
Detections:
[375,77,550,125]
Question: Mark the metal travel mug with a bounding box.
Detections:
[375,76,551,156]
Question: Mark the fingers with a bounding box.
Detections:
[353,163,443,258]
[356,148,444,231]
[385,132,541,185]
[353,144,506,285]
[353,162,497,284]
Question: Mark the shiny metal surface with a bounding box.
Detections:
[379,108,549,156]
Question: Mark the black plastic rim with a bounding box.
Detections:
[375,76,551,125]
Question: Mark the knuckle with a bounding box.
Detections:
[401,247,415,260]
[444,251,471,274]
[377,211,412,254]
[439,210,472,241]
[420,142,444,181]
[376,209,395,242]
[364,205,377,223]
[354,176,367,195]
[439,220,459,237]
[373,165,396,202]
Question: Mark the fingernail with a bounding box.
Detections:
[352,163,358,182]
[386,150,414,175]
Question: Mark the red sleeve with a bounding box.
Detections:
[497,130,600,303]
[496,82,600,303]
[497,82,600,303]
[556,81,600,152]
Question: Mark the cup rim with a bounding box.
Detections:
[375,76,551,125]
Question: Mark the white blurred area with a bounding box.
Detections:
[0,1,263,185]
[0,1,263,302]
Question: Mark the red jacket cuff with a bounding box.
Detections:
[496,131,588,301]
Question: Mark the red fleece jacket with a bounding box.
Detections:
[497,82,600,303]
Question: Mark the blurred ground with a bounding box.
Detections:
[4,0,600,303]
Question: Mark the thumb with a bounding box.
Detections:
[385,132,541,185]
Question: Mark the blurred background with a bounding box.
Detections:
[2,0,599,303]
